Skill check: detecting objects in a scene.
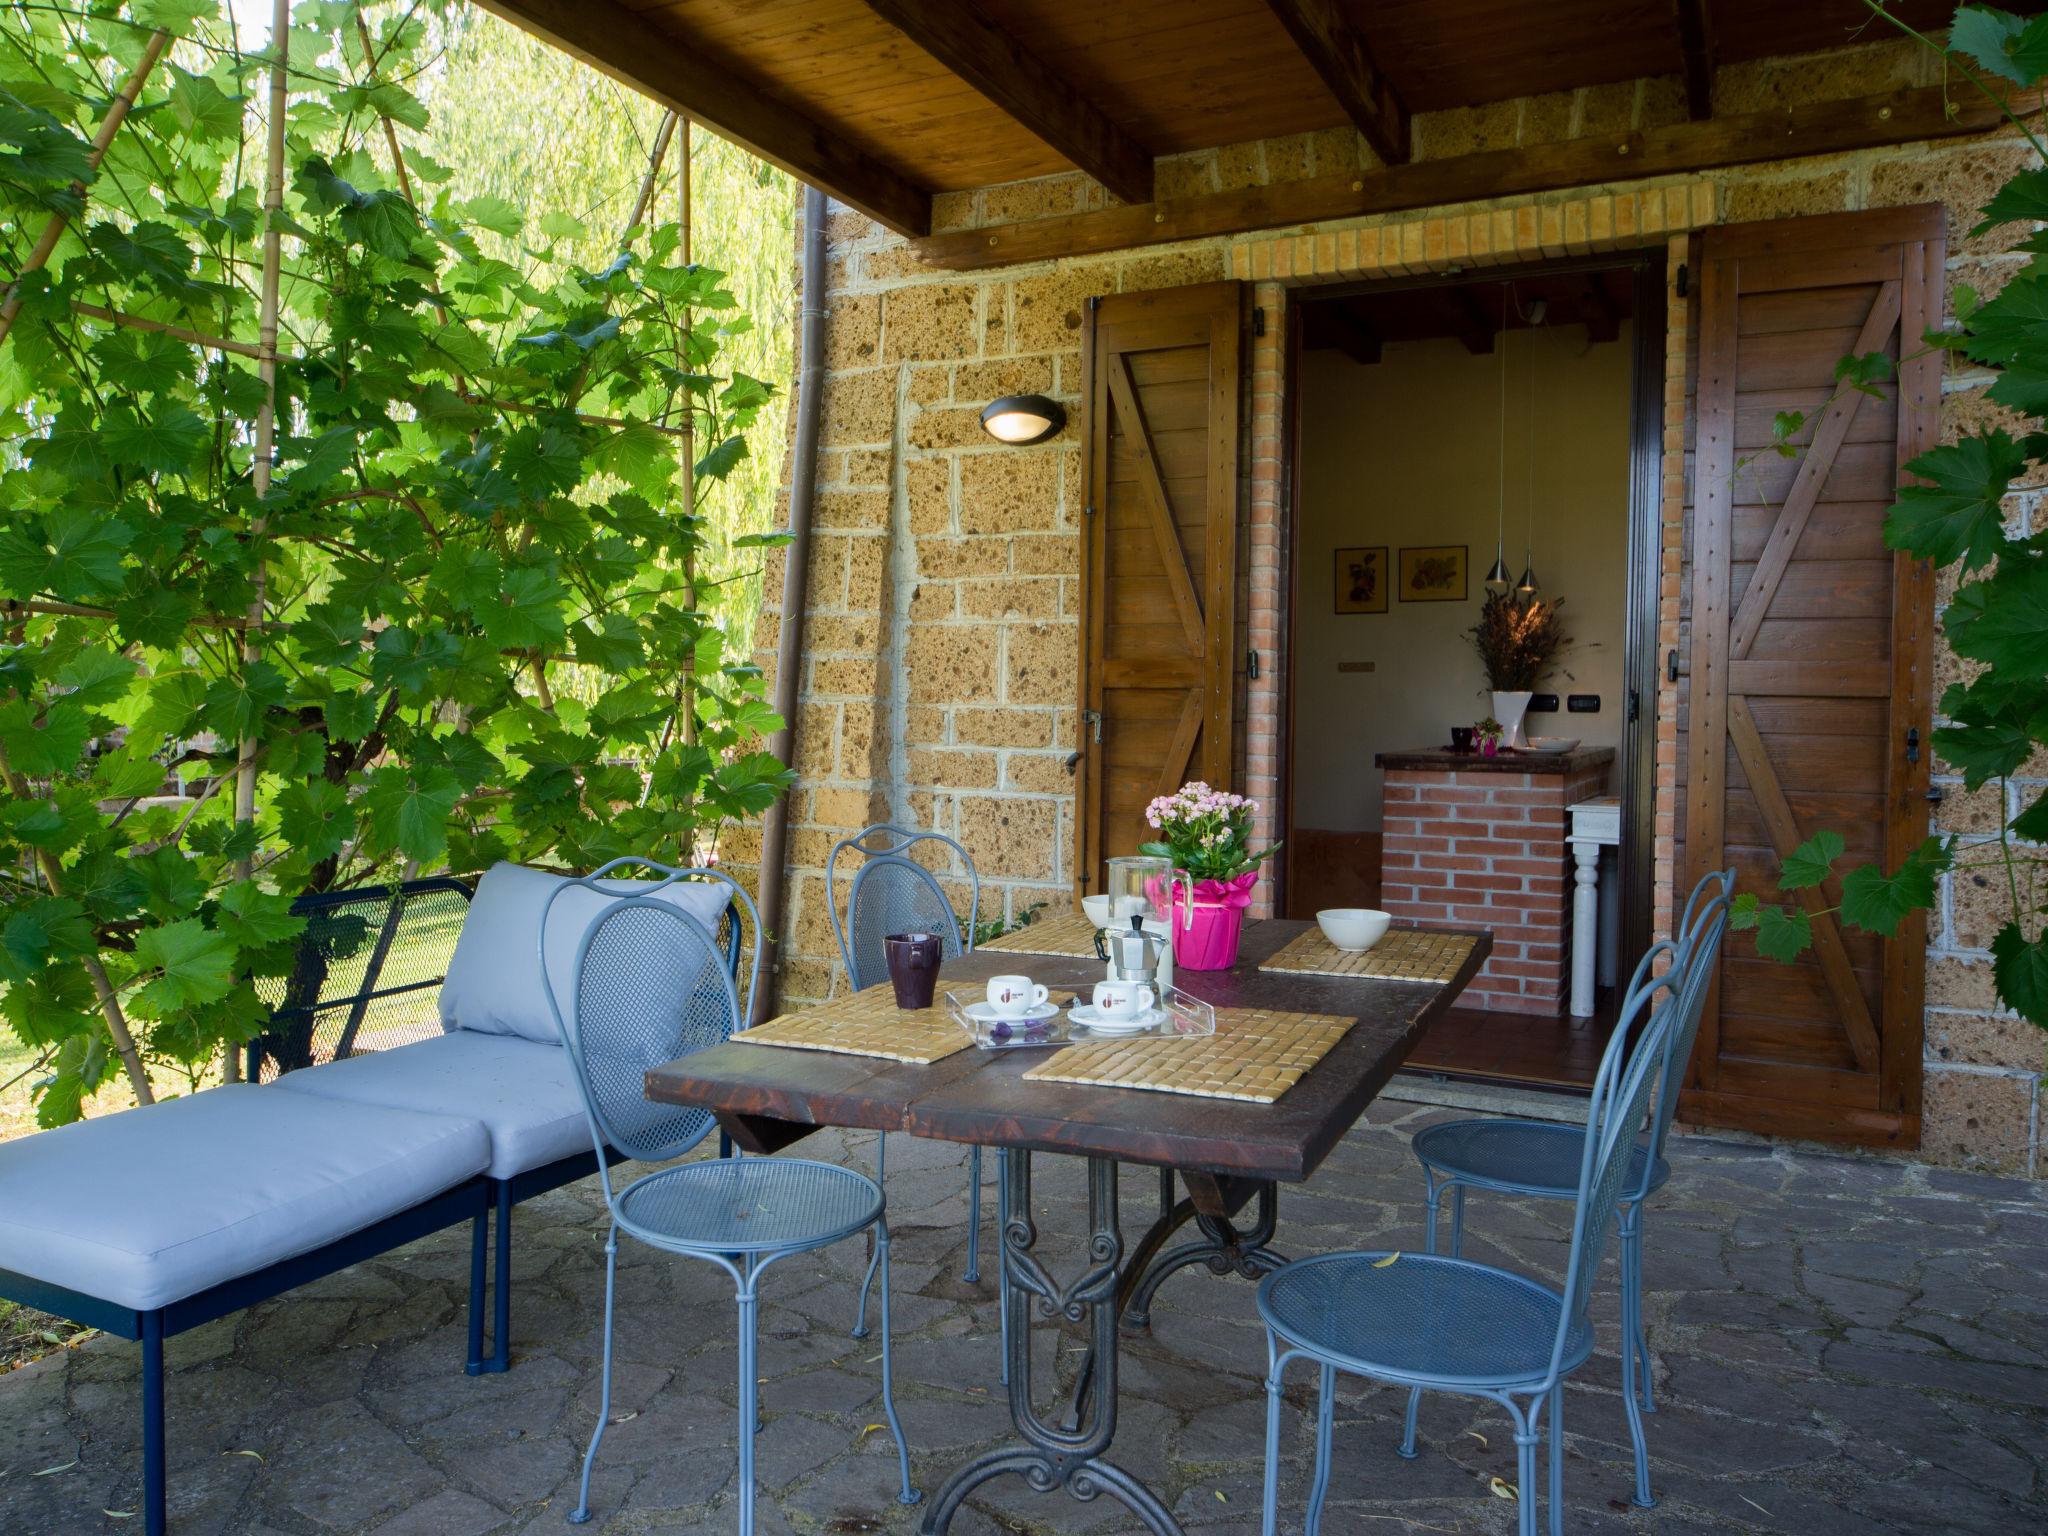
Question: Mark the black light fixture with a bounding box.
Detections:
[979,394,1066,445]
[1485,283,1512,593]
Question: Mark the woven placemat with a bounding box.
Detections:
[979,911,1103,959]
[1021,1006,1353,1105]
[740,984,972,1065]
[1259,926,1477,983]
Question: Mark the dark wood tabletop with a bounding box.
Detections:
[645,918,1489,1185]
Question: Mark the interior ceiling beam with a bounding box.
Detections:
[1450,290,1497,356]
[473,0,931,237]
[859,0,1154,206]
[1263,0,1409,165]
[1578,276,1622,343]
[1674,0,1716,120]
[917,84,2036,271]
[1307,303,1382,364]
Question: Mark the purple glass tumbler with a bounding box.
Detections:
[884,931,943,1010]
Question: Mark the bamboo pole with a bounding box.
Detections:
[627,113,680,238]
[678,117,697,751]
[0,29,171,348]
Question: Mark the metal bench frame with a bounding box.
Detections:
[0,872,739,1535]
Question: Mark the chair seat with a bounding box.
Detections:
[273,1029,589,1179]
[615,1157,883,1255]
[1412,1117,1668,1202]
[1259,1251,1592,1390]
[0,1085,487,1312]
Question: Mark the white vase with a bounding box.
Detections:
[1491,690,1534,749]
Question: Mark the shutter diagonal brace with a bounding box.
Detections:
[1106,353,1207,654]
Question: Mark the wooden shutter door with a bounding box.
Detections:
[1077,282,1242,894]
[1680,206,1942,1148]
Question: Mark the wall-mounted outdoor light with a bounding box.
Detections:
[979,394,1066,445]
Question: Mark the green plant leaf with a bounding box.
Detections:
[478,564,568,651]
[1972,165,2048,237]
[360,764,460,862]
[1932,720,2034,789]
[129,919,238,1017]
[0,898,91,985]
[1944,556,2048,672]
[2013,787,2048,843]
[1729,890,1760,930]
[1949,5,2048,82]
[1839,840,1945,938]
[215,881,307,948]
[0,696,92,778]
[273,777,355,861]
[1991,923,2048,1027]
[1777,830,1844,891]
[1753,904,1814,963]
[695,435,748,481]
[1885,432,2026,573]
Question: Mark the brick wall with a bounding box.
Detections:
[745,34,2048,1175]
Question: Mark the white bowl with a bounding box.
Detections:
[1317,908,1391,952]
[1081,894,1113,928]
[1526,736,1580,755]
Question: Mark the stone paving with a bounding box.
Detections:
[3,1099,2046,1535]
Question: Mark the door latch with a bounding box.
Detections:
[1246,649,1260,680]
[1906,726,1921,766]
[1082,708,1103,744]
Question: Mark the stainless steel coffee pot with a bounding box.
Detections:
[1096,914,1164,986]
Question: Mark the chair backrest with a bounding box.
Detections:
[1641,867,1734,1169]
[1548,957,1685,1381]
[539,862,762,1196]
[827,824,978,990]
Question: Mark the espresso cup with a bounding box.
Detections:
[1091,980,1156,1018]
[986,975,1048,1016]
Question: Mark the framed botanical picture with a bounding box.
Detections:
[1398,545,1468,603]
[1333,546,1387,613]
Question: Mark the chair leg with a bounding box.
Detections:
[737,1271,760,1536]
[996,1148,1011,1387]
[963,1146,982,1284]
[1626,1209,1655,1413]
[1399,1384,1421,1460]
[1547,1383,1564,1536]
[569,1234,618,1524]
[1617,1209,1654,1508]
[1421,1172,1442,1255]
[488,1179,512,1374]
[1260,1340,1287,1536]
[1511,1402,1539,1536]
[852,1134,884,1338]
[1305,1362,1336,1536]
[1448,1185,1466,1259]
[875,1221,921,1505]
[142,1310,165,1536]
[465,1210,488,1375]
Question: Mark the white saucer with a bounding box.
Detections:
[1069,1003,1171,1033]
[964,1000,1060,1025]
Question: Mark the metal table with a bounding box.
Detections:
[644,917,1489,1535]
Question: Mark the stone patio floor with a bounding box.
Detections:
[3,1098,2046,1535]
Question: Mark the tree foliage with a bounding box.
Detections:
[1739,6,2048,1031]
[0,1,793,1122]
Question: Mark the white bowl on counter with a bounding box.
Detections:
[1317,908,1391,952]
[1526,737,1580,754]
[1081,894,1113,927]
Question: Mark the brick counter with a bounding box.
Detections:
[1374,747,1615,1015]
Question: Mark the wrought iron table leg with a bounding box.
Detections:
[1124,1180,1289,1332]
[921,1152,1182,1536]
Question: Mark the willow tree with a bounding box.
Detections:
[0,0,791,1123]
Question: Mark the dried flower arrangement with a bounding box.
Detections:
[1468,592,1571,692]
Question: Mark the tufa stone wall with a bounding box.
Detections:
[746,35,2048,1175]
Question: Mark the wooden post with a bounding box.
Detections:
[0,30,171,347]
[679,117,697,751]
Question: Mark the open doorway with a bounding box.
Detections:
[1280,255,1663,1090]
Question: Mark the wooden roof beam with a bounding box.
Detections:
[860,0,1154,206]
[1264,0,1410,166]
[1674,0,1715,120]
[1579,276,1622,344]
[1308,303,1382,365]
[474,0,931,236]
[1451,290,1497,356]
[918,84,2038,271]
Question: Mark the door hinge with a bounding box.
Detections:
[1083,502,1096,518]
[1675,263,1690,297]
[1082,708,1103,744]
[1666,648,1681,684]
[1246,649,1260,679]
[1906,726,1921,765]
[1253,306,1265,338]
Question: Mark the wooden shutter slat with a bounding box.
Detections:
[1728,280,1900,661]
[1106,353,1207,654]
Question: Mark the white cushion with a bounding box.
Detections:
[439,862,733,1045]
[273,1031,591,1179]
[0,1085,487,1312]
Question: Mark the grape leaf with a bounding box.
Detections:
[1777,830,1844,891]
[1991,924,2048,1027]
[1885,432,2026,573]
[1754,904,1814,963]
[129,919,238,1017]
[1839,841,1945,938]
[215,881,307,947]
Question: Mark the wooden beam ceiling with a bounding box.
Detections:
[917,83,2035,270]
[1450,289,1498,356]
[1308,303,1382,364]
[860,0,1154,205]
[473,0,931,236]
[1264,0,1410,165]
[1674,0,1716,120]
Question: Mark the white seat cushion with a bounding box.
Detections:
[273,1032,591,1179]
[0,1085,488,1313]
[439,862,734,1045]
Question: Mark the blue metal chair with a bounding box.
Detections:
[1257,951,1692,1536]
[1402,866,1733,1508]
[541,867,917,1530]
[828,825,992,1334]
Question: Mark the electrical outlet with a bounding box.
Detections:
[1567,694,1601,713]
[1528,693,1559,712]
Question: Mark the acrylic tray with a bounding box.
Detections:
[944,986,1216,1051]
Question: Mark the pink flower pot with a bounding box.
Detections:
[1169,871,1259,971]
